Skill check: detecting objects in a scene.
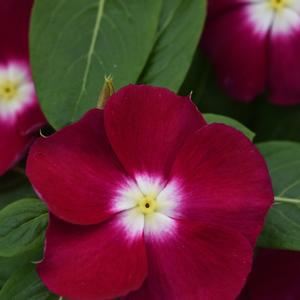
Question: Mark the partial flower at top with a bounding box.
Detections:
[239,249,300,299]
[202,0,300,105]
[0,0,46,175]
[27,85,273,300]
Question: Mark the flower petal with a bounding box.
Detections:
[169,124,273,246]
[38,214,147,300]
[239,249,300,300]
[17,101,46,136]
[26,109,131,225]
[202,6,268,101]
[269,27,300,105]
[0,121,33,175]
[104,85,205,179]
[0,0,33,60]
[208,0,248,16]
[125,220,252,300]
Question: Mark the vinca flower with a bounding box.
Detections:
[0,0,45,175]
[27,85,273,300]
[202,0,300,105]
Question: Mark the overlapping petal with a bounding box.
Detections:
[27,109,130,225]
[125,220,252,300]
[0,121,34,175]
[239,249,300,299]
[169,124,273,246]
[269,28,300,105]
[0,0,33,60]
[104,85,205,179]
[207,0,248,16]
[38,214,147,300]
[17,101,46,135]
[202,8,268,102]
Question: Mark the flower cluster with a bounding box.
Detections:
[1,1,289,299]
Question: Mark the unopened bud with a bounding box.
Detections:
[97,75,115,109]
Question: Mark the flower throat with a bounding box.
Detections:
[269,0,289,11]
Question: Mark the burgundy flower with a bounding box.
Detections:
[202,0,300,105]
[239,249,300,300]
[27,85,273,300]
[0,0,45,175]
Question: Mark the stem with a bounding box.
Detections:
[58,297,64,300]
[274,196,300,205]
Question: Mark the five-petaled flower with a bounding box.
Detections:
[0,0,45,175]
[27,85,273,300]
[202,0,300,105]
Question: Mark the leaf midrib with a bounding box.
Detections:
[71,0,106,121]
[0,213,48,241]
[274,196,300,205]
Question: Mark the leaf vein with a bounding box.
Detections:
[71,0,106,121]
[270,160,300,173]
[279,178,300,197]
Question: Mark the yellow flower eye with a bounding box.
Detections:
[269,0,289,11]
[138,196,157,214]
[0,80,18,101]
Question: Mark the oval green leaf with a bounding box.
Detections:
[257,141,300,251]
[0,198,48,257]
[0,247,42,289]
[30,0,162,129]
[139,0,207,91]
[0,263,58,300]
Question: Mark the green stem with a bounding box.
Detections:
[274,196,300,205]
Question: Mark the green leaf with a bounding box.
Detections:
[204,113,255,141]
[0,170,35,210]
[139,0,207,91]
[257,141,300,250]
[0,248,42,289]
[253,100,300,143]
[0,198,48,257]
[0,263,58,300]
[30,0,162,129]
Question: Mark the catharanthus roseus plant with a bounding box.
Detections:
[27,85,273,300]
[202,0,300,105]
[0,0,45,175]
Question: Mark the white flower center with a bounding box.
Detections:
[114,175,182,239]
[247,0,300,35]
[0,62,35,121]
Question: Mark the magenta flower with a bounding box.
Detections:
[202,0,300,105]
[0,0,45,175]
[239,249,300,299]
[27,85,273,300]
